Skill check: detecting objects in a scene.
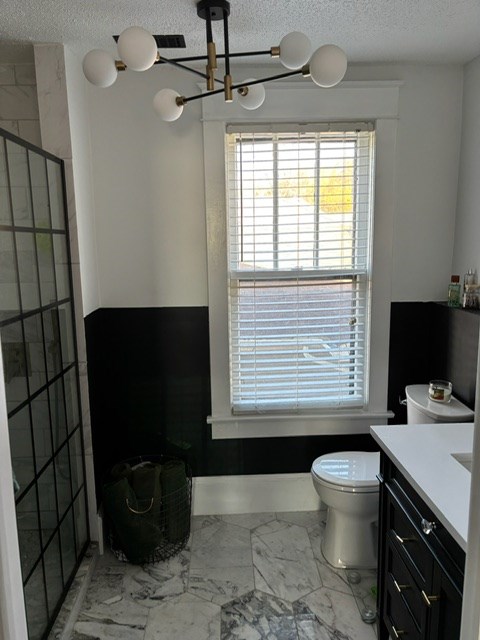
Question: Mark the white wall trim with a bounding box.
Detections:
[192,473,321,515]
[209,411,394,439]
[200,80,402,122]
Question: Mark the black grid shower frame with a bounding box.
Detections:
[0,126,90,639]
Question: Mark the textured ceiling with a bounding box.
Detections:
[1,0,480,64]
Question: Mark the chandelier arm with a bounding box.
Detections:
[231,69,306,89]
[179,67,303,105]
[142,50,273,67]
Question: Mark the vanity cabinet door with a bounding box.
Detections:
[427,563,462,640]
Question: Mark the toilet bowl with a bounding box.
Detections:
[311,451,380,569]
[311,386,473,570]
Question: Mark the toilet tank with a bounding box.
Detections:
[405,384,474,424]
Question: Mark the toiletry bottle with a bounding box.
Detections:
[464,268,476,290]
[462,269,477,308]
[448,275,461,307]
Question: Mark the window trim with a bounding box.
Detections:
[203,80,400,438]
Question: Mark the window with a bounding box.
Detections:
[226,127,375,413]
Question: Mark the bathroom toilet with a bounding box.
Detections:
[311,451,380,569]
[311,384,474,570]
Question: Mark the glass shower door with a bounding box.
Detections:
[0,128,89,640]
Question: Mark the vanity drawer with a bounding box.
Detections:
[386,487,434,590]
[386,539,426,633]
[385,570,422,640]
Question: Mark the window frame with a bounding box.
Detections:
[226,129,375,413]
[202,80,399,438]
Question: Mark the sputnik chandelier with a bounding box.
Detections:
[82,0,348,122]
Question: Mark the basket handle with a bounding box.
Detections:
[125,497,154,514]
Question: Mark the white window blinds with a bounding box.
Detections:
[226,127,375,413]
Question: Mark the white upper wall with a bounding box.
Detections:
[85,62,464,308]
[86,66,208,308]
[453,55,480,280]
[347,65,463,302]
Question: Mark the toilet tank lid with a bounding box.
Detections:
[311,451,380,488]
[405,384,474,422]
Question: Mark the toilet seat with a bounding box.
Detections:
[311,451,380,493]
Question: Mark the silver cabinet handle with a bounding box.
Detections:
[421,518,436,535]
[392,625,406,638]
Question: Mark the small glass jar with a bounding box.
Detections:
[428,380,452,403]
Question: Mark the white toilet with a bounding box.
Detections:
[311,384,474,570]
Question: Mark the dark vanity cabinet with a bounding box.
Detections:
[377,453,465,640]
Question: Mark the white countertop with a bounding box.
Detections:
[370,422,474,552]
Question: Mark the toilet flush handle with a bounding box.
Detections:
[399,396,407,406]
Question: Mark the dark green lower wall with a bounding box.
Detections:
[85,303,480,503]
[84,307,376,502]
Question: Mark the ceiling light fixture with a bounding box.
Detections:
[82,0,348,122]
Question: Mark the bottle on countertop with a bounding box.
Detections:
[463,268,476,289]
[462,269,478,308]
[463,285,480,309]
[448,275,461,307]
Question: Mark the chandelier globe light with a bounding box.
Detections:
[117,26,159,71]
[153,88,185,121]
[278,32,312,70]
[237,79,266,110]
[82,0,348,121]
[309,44,348,88]
[82,49,118,88]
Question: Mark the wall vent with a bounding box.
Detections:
[113,35,186,48]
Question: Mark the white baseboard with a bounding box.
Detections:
[192,472,321,515]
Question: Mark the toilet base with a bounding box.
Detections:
[321,507,378,569]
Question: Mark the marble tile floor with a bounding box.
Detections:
[49,511,378,640]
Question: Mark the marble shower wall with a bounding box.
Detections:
[33,43,98,539]
[0,43,41,147]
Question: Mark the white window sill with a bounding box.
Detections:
[207,410,394,439]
